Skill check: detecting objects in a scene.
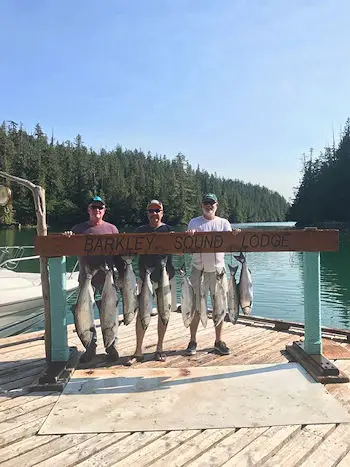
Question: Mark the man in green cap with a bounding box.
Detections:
[184,193,240,356]
[66,196,120,363]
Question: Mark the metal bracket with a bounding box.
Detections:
[30,346,80,392]
[286,341,349,384]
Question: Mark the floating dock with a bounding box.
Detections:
[1,313,350,466]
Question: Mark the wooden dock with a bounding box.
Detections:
[1,313,350,466]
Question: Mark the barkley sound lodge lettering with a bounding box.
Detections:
[84,235,156,254]
[82,231,292,255]
[241,232,291,249]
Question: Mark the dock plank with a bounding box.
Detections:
[299,424,350,466]
[34,433,128,467]
[0,434,58,463]
[337,449,350,467]
[111,430,200,467]
[0,391,53,412]
[0,404,54,437]
[151,429,235,467]
[0,393,59,423]
[0,416,47,448]
[1,433,96,467]
[263,424,336,466]
[186,427,268,466]
[76,431,165,466]
[221,425,301,466]
[0,313,350,466]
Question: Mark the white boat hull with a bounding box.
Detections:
[0,269,79,338]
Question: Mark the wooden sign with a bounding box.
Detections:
[34,229,339,257]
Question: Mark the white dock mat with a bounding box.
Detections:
[39,363,350,434]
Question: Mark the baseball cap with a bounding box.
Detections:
[147,199,163,210]
[202,193,218,203]
[89,195,105,207]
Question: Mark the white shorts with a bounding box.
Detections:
[190,267,226,311]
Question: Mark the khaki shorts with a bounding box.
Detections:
[137,276,178,312]
[190,267,226,311]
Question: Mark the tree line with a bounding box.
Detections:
[0,122,288,228]
[287,118,350,225]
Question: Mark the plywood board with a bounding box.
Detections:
[39,363,350,434]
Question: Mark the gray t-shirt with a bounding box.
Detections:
[72,221,119,287]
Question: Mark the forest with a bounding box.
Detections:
[288,119,350,225]
[0,122,288,227]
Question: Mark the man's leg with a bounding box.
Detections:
[125,313,146,365]
[209,270,230,356]
[155,315,168,361]
[134,313,146,357]
[184,267,202,356]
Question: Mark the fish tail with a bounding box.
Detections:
[84,265,99,278]
[228,264,239,276]
[234,252,246,263]
[178,263,186,276]
[122,255,133,264]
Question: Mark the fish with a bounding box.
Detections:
[212,268,228,327]
[74,267,97,348]
[99,267,119,349]
[227,264,240,324]
[234,252,253,315]
[138,267,154,330]
[179,265,195,328]
[156,258,172,326]
[121,256,139,326]
[199,268,208,328]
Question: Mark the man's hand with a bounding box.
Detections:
[231,228,241,235]
[186,229,196,236]
[63,231,74,237]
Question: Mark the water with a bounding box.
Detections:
[1,222,350,331]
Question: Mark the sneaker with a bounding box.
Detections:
[106,344,119,361]
[214,340,230,356]
[80,344,97,363]
[184,341,197,356]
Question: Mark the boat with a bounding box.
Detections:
[0,246,79,338]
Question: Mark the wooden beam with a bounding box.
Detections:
[0,170,51,362]
[35,229,339,257]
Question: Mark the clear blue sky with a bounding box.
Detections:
[1,0,350,202]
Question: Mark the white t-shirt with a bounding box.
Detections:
[188,215,232,272]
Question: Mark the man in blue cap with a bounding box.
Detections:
[68,196,120,363]
[184,193,240,356]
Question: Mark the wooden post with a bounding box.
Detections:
[303,252,322,354]
[0,171,51,361]
[48,257,69,361]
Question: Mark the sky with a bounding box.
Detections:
[1,0,350,202]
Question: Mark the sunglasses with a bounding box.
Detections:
[203,200,216,205]
[90,205,105,210]
[148,208,162,213]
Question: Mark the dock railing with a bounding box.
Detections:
[35,228,345,384]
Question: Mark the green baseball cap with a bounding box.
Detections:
[202,193,218,203]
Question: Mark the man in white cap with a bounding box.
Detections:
[185,193,240,356]
[127,199,176,363]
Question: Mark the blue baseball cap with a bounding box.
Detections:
[89,196,105,206]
